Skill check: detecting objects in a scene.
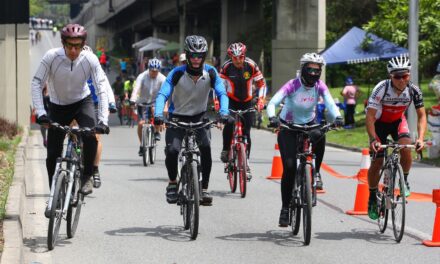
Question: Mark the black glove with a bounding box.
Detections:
[36,115,51,126]
[109,103,117,113]
[95,122,110,134]
[218,115,230,124]
[154,116,164,126]
[334,116,344,127]
[268,117,280,128]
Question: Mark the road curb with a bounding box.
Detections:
[1,127,29,264]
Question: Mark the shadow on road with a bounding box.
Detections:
[23,235,72,253]
[216,230,305,247]
[314,228,396,244]
[209,190,243,199]
[104,225,195,242]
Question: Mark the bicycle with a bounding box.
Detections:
[46,123,100,250]
[166,119,215,240]
[375,142,416,243]
[224,108,256,198]
[139,102,157,166]
[279,122,336,245]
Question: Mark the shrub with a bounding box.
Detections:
[0,117,18,139]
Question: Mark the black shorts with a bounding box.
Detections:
[373,119,410,158]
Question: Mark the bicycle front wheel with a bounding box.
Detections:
[67,174,84,238]
[302,164,313,245]
[47,171,66,250]
[237,143,247,198]
[142,126,150,166]
[391,164,406,242]
[188,161,200,240]
[149,127,156,164]
[180,164,190,230]
[228,146,237,193]
[377,168,390,233]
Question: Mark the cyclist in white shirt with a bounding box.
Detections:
[130,58,166,156]
[31,24,109,205]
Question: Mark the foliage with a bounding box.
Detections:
[363,0,440,77]
[30,0,46,17]
[0,118,18,140]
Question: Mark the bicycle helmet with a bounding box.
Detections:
[300,53,326,67]
[61,24,87,41]
[184,35,208,75]
[387,54,411,73]
[227,42,247,58]
[148,58,161,70]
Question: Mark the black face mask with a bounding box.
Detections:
[185,52,206,76]
[301,66,321,87]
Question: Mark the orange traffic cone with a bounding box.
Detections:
[423,189,440,247]
[267,143,283,180]
[346,148,370,215]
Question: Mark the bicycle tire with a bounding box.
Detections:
[189,161,200,240]
[377,168,390,233]
[149,126,156,164]
[67,174,83,238]
[238,143,247,198]
[47,171,66,250]
[180,165,190,230]
[228,146,237,193]
[291,165,303,235]
[302,164,313,245]
[142,126,150,166]
[392,164,406,242]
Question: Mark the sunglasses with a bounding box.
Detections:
[64,41,84,49]
[392,74,410,80]
[189,53,205,59]
[305,67,321,75]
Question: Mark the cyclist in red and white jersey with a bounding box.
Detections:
[366,55,426,220]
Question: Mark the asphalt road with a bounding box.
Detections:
[22,30,440,264]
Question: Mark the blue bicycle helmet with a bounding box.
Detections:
[148,58,161,70]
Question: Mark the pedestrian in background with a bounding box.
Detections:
[341,77,360,129]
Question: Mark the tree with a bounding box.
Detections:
[363,0,440,77]
[30,0,46,17]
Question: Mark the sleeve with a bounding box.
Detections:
[31,51,52,117]
[367,81,386,110]
[211,66,229,115]
[266,80,293,118]
[154,69,176,118]
[252,63,267,99]
[131,73,142,102]
[411,84,424,109]
[320,83,341,122]
[89,54,109,125]
[105,77,115,104]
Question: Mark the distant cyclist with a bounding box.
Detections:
[366,55,426,220]
[219,42,267,178]
[267,52,343,227]
[130,58,166,156]
[154,35,229,206]
[31,24,109,203]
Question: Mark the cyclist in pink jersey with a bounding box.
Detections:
[365,55,426,220]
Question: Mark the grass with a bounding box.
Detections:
[0,135,21,254]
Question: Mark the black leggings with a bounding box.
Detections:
[344,104,355,126]
[165,114,212,189]
[222,100,253,157]
[46,96,97,187]
[278,128,326,208]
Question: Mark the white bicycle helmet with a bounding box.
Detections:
[300,53,326,67]
[148,58,161,70]
[387,54,411,73]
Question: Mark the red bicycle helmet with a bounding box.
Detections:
[227,42,247,57]
[61,24,87,41]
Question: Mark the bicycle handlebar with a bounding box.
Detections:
[49,122,103,135]
[138,102,155,108]
[280,122,336,133]
[229,108,257,115]
[165,119,216,130]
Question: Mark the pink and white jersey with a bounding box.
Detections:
[367,80,424,123]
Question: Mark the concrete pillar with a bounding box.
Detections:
[0,24,29,127]
[179,0,186,53]
[272,0,326,91]
[220,0,228,64]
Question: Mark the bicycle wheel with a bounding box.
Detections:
[180,165,190,230]
[228,146,237,193]
[47,171,66,250]
[67,174,84,238]
[377,168,390,233]
[290,199,301,236]
[142,126,150,166]
[149,127,156,164]
[302,164,313,245]
[189,161,200,240]
[237,143,247,198]
[391,164,406,242]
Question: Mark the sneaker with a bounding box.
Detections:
[44,202,50,218]
[279,208,290,227]
[316,172,323,190]
[154,132,161,141]
[138,146,143,156]
[368,197,379,220]
[92,170,101,188]
[201,190,213,206]
[246,166,252,181]
[220,150,229,163]
[80,178,93,195]
[166,184,178,204]
[404,181,411,197]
